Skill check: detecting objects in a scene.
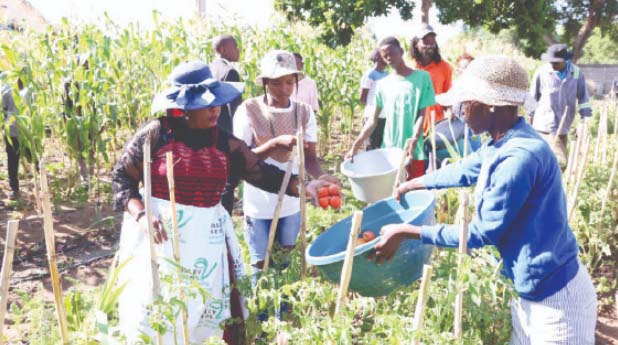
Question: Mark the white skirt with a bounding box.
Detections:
[510,264,597,344]
[117,199,246,344]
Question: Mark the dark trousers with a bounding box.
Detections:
[5,136,20,192]
[367,118,386,150]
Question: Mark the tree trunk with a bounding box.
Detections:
[421,0,432,24]
[572,0,604,62]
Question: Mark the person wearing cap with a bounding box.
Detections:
[371,56,597,344]
[233,50,338,307]
[111,61,331,343]
[410,24,453,136]
[290,52,320,114]
[211,34,244,215]
[530,43,592,169]
[347,36,436,180]
[359,48,389,150]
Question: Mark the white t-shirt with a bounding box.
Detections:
[361,68,389,119]
[233,99,318,219]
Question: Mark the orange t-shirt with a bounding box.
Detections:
[413,60,453,134]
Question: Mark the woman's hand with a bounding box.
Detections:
[271,135,298,151]
[318,174,341,186]
[368,224,421,265]
[138,215,168,244]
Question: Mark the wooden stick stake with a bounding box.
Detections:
[0,220,19,345]
[40,162,70,345]
[431,110,437,171]
[601,102,609,164]
[143,138,164,345]
[335,211,363,315]
[568,134,590,221]
[594,104,605,162]
[601,151,618,217]
[566,123,585,192]
[563,136,577,189]
[613,97,618,136]
[393,138,414,196]
[166,152,189,345]
[263,149,296,272]
[454,190,470,340]
[411,264,433,345]
[554,106,569,146]
[297,129,308,279]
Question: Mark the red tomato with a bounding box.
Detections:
[329,196,341,209]
[328,184,340,196]
[362,231,375,242]
[318,197,330,209]
[318,187,330,198]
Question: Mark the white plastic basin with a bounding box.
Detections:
[340,148,405,203]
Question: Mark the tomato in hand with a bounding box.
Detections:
[318,187,330,198]
[318,197,330,209]
[329,196,341,209]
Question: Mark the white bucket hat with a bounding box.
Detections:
[436,55,536,113]
[255,50,303,85]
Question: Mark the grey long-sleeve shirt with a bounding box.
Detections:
[529,63,592,135]
[1,83,18,138]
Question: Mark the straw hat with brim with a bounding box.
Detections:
[435,55,537,113]
[541,44,573,63]
[151,61,244,114]
[255,50,304,85]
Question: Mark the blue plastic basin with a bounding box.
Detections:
[306,190,435,297]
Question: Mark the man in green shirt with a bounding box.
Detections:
[347,36,435,179]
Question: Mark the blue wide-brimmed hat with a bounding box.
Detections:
[151,61,244,114]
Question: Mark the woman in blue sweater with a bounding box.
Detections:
[373,56,597,344]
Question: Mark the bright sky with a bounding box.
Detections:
[28,0,461,44]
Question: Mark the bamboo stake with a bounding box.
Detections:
[601,151,618,217]
[454,190,470,340]
[165,152,189,345]
[143,138,164,345]
[40,162,70,345]
[554,106,569,146]
[613,97,618,136]
[568,134,591,222]
[0,220,19,345]
[392,138,414,196]
[430,110,437,172]
[335,211,363,315]
[563,136,577,189]
[566,123,585,192]
[594,104,605,162]
[463,124,469,158]
[263,149,296,272]
[297,129,307,279]
[601,102,609,164]
[411,264,433,345]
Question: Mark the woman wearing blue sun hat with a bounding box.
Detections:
[111,61,329,344]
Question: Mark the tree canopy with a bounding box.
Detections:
[276,0,618,61]
[275,0,415,47]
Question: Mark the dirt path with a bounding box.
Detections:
[0,188,119,300]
